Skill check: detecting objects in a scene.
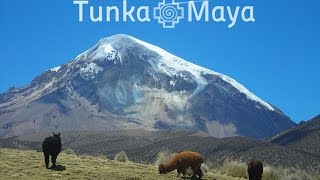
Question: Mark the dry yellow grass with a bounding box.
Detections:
[216,159,319,180]
[0,148,244,180]
[218,159,248,178]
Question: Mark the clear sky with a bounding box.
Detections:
[1,0,319,123]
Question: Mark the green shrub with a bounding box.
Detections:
[114,151,128,162]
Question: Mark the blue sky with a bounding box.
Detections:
[0,0,319,123]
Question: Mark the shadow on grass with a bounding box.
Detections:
[50,165,66,171]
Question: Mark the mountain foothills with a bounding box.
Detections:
[1,115,320,171]
[0,34,295,138]
[268,114,320,156]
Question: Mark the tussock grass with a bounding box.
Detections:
[62,148,76,155]
[201,163,209,175]
[2,148,317,180]
[262,166,318,180]
[154,150,174,167]
[214,159,319,180]
[262,166,281,180]
[218,159,248,178]
[0,148,240,180]
[114,151,128,162]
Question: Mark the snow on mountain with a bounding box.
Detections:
[87,34,274,111]
[132,35,274,111]
[0,34,294,139]
[49,66,61,72]
[80,62,104,80]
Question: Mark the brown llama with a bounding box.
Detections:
[247,159,263,180]
[159,150,204,179]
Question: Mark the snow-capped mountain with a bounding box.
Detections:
[0,34,295,138]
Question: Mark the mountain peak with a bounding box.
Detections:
[75,35,275,111]
[76,34,176,61]
[0,34,294,138]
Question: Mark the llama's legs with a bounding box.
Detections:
[177,169,187,179]
[181,169,186,179]
[191,167,202,179]
[44,152,50,169]
[51,154,57,168]
[253,174,262,180]
[177,169,181,177]
[191,173,196,179]
[197,167,203,179]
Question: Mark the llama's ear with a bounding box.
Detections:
[58,133,60,136]
[53,132,56,136]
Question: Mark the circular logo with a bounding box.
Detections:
[159,4,179,22]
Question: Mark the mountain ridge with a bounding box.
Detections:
[268,114,320,156]
[0,34,295,138]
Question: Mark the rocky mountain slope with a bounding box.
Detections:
[0,34,295,139]
[268,114,320,156]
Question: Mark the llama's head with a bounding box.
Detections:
[158,164,166,174]
[53,132,61,139]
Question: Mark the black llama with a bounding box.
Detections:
[42,132,62,169]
